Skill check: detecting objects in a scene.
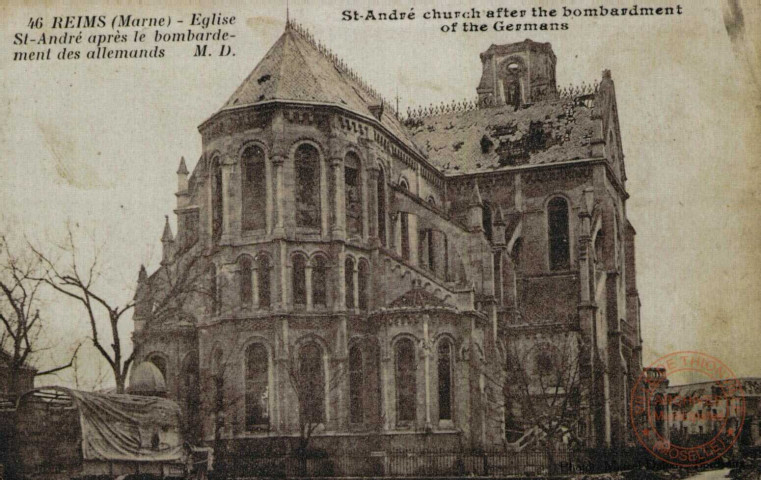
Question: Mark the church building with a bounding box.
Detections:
[130,21,643,454]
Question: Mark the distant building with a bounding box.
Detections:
[665,378,761,448]
[131,22,643,453]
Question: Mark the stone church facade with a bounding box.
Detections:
[131,22,643,453]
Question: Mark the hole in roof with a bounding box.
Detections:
[257,74,271,84]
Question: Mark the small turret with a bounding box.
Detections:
[176,157,190,209]
[133,264,150,332]
[161,216,175,266]
[492,204,507,245]
[467,182,484,232]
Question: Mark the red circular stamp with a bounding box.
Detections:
[630,351,746,467]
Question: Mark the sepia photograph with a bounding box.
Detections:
[1,1,759,478]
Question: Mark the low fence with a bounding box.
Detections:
[224,448,595,478]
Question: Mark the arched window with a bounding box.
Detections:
[377,167,386,246]
[180,354,200,437]
[257,256,271,308]
[345,153,362,236]
[148,355,167,383]
[427,229,435,271]
[312,256,328,308]
[245,344,269,430]
[292,255,307,307]
[427,196,436,206]
[298,343,324,424]
[400,213,410,260]
[295,144,321,229]
[395,338,416,424]
[212,349,224,415]
[437,340,454,421]
[239,256,253,306]
[209,265,219,314]
[399,178,409,191]
[548,197,570,271]
[358,260,369,311]
[211,157,223,241]
[344,257,355,309]
[594,229,605,265]
[482,202,493,242]
[349,344,363,424]
[241,146,266,231]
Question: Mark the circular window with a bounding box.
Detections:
[507,62,520,73]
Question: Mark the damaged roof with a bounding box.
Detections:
[219,24,424,157]
[407,97,600,175]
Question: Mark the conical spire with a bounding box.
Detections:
[161,215,174,242]
[493,204,506,225]
[468,181,483,207]
[177,156,189,175]
[138,264,147,283]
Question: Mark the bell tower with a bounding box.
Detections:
[476,39,557,108]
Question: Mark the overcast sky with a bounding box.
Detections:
[1,0,759,389]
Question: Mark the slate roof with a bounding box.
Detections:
[219,25,425,158]
[407,97,599,175]
[387,287,451,309]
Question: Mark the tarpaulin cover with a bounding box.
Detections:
[26,387,184,463]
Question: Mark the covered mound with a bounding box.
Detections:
[17,386,183,463]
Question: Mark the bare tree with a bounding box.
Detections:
[31,227,135,393]
[0,236,79,398]
[287,357,345,456]
[488,334,584,475]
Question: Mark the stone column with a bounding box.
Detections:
[272,155,286,237]
[336,249,346,311]
[423,315,432,430]
[265,154,273,234]
[305,265,313,311]
[221,163,233,240]
[252,265,259,307]
[320,158,329,238]
[352,265,360,313]
[330,157,346,239]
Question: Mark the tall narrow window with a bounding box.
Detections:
[358,260,369,311]
[427,229,435,271]
[212,349,224,416]
[438,341,454,421]
[211,158,223,241]
[295,144,321,229]
[239,256,253,306]
[299,343,324,424]
[377,168,386,246]
[257,256,271,308]
[548,197,570,270]
[180,355,200,438]
[395,338,416,424]
[345,257,355,309]
[245,344,270,430]
[482,202,493,242]
[292,255,307,307]
[345,153,362,236]
[312,256,328,307]
[209,265,219,314]
[241,146,266,231]
[400,213,410,260]
[349,345,364,424]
